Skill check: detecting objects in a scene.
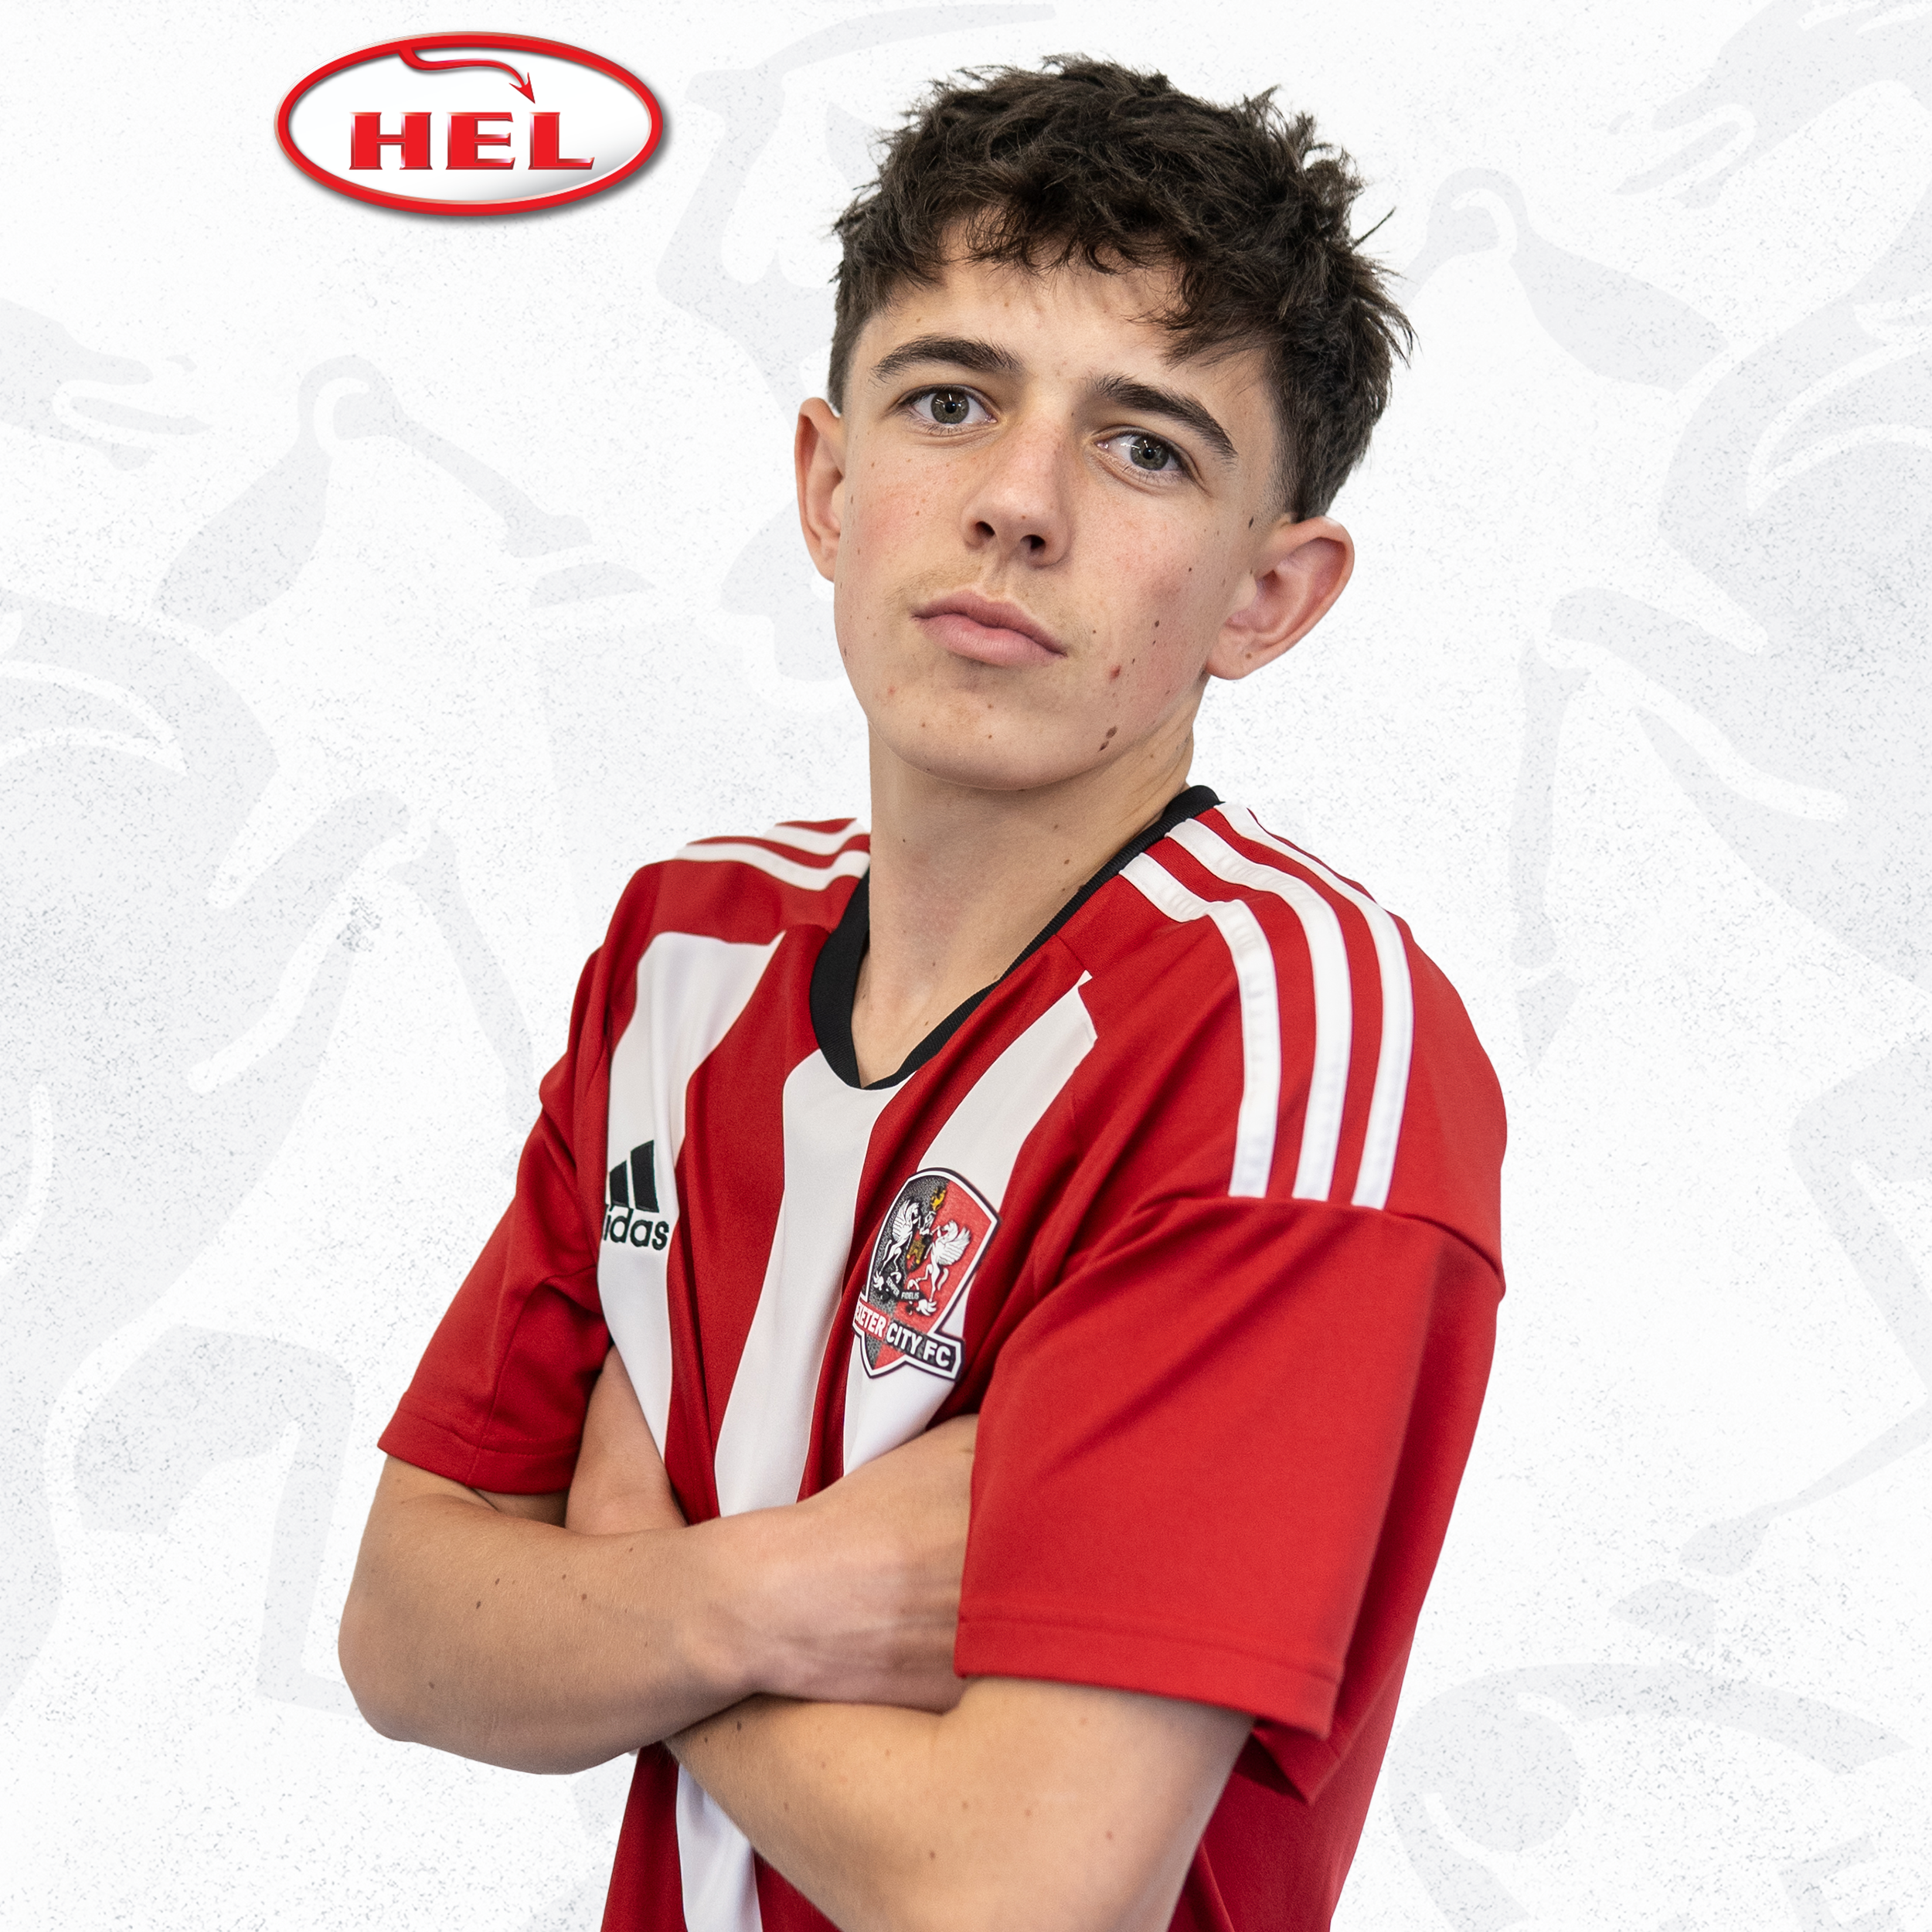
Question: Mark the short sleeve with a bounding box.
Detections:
[378,957,610,1494]
[954,1193,1498,1798]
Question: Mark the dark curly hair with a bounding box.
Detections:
[826,57,1413,521]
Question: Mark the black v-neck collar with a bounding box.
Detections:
[810,785,1220,1090]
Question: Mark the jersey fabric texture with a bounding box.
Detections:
[380,791,1507,1932]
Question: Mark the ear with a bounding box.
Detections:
[795,397,849,582]
[1205,515,1355,681]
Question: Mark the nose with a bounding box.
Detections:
[957,413,1072,567]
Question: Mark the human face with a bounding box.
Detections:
[794,251,1352,801]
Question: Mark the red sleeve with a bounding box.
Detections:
[954,1194,1498,1799]
[377,950,611,1494]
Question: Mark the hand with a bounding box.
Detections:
[766,1413,978,1713]
[566,1348,688,1536]
[567,1345,972,1712]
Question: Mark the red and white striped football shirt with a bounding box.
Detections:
[383,790,1506,1932]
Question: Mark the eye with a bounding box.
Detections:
[918,387,986,427]
[1124,433,1177,473]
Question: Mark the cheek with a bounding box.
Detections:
[832,464,931,675]
[1090,532,1230,685]
[842,450,941,557]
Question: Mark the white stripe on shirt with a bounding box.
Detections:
[714,1058,896,1514]
[675,1770,760,1932]
[674,842,870,889]
[604,932,782,1452]
[730,819,867,857]
[1168,817,1354,1203]
[1223,807,1414,1211]
[1122,853,1281,1199]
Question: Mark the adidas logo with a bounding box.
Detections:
[604,1140,669,1250]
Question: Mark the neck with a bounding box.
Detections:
[850,733,1195,1085]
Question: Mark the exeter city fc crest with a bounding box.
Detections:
[853,1169,998,1381]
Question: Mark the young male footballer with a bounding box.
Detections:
[340,57,1505,1932]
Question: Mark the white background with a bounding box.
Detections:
[2,3,1928,1927]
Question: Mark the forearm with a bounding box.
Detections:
[677,1698,949,1930]
[672,1680,1245,1932]
[343,1380,976,1777]
[339,1459,766,1772]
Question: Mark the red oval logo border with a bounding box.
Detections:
[277,33,664,217]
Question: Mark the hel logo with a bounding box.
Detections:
[277,35,662,216]
[854,1169,997,1383]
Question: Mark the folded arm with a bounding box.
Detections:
[673,1681,1249,1932]
[347,1347,1249,1927]
[338,1351,974,1772]
[566,1357,1249,1931]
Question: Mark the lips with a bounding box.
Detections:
[913,590,1064,668]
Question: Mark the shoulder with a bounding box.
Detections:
[1061,803,1505,1269]
[601,816,870,958]
[548,816,866,1093]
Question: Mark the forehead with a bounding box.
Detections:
[872,250,1175,345]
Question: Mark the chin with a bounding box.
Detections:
[876,719,1108,796]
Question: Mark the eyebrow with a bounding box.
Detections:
[1090,374,1237,466]
[867,334,1240,468]
[869,334,1022,386]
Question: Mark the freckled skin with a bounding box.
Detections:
[793,253,1355,801]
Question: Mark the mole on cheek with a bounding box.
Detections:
[1109,665,1121,681]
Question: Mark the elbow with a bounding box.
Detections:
[336,1578,418,1743]
[335,1577,608,1776]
